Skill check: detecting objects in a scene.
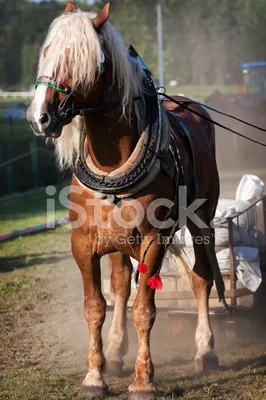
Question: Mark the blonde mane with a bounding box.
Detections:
[38,9,145,169]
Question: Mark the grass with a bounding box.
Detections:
[0,224,78,396]
[0,226,71,273]
[0,227,76,400]
[0,191,69,234]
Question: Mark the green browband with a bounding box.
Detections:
[35,76,71,94]
[35,64,105,93]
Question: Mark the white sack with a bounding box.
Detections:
[216,247,261,292]
[238,227,266,248]
[215,175,264,230]
[236,174,264,202]
[215,199,255,229]
[215,224,241,247]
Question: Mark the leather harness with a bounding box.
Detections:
[35,46,198,201]
[74,47,183,199]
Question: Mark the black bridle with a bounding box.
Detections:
[35,73,129,122]
[34,45,151,122]
[35,73,143,123]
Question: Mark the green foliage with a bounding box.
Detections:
[1,0,266,88]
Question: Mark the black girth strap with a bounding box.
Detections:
[167,111,200,202]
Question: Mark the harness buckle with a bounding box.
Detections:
[58,93,75,121]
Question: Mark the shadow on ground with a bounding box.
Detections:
[0,250,72,272]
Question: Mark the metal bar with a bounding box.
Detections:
[0,91,33,98]
[228,196,264,218]
[263,195,266,236]
[246,209,250,230]
[157,0,164,87]
[0,217,70,243]
[228,218,237,306]
[254,203,258,237]
[0,151,32,168]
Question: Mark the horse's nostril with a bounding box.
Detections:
[40,113,49,125]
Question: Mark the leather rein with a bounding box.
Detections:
[34,76,266,148]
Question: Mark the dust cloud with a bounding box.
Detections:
[39,248,266,376]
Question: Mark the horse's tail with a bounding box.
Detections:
[168,241,232,314]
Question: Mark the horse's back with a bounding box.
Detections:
[163,96,219,208]
[163,95,215,149]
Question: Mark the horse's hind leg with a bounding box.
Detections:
[72,240,106,398]
[188,222,219,374]
[105,252,133,375]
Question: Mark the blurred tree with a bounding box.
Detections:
[0,0,27,87]
[1,0,266,88]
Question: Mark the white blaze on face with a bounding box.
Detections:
[32,85,48,131]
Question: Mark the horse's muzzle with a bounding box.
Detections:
[27,110,63,138]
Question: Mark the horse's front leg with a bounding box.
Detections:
[72,238,106,398]
[128,240,165,400]
[105,252,133,375]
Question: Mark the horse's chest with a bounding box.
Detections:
[82,200,144,254]
[70,181,168,256]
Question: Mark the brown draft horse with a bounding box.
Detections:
[27,2,222,398]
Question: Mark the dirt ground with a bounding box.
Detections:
[1,225,266,400]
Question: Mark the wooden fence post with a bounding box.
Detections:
[263,195,266,237]
[55,161,61,185]
[228,217,237,306]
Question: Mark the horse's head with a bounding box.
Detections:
[27,2,111,138]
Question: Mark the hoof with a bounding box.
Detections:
[194,351,220,375]
[78,385,106,399]
[105,360,124,376]
[128,391,157,400]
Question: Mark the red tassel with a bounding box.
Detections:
[138,263,148,273]
[148,274,163,290]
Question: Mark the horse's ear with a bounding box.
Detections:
[64,2,76,14]
[92,2,111,32]
[44,45,50,58]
